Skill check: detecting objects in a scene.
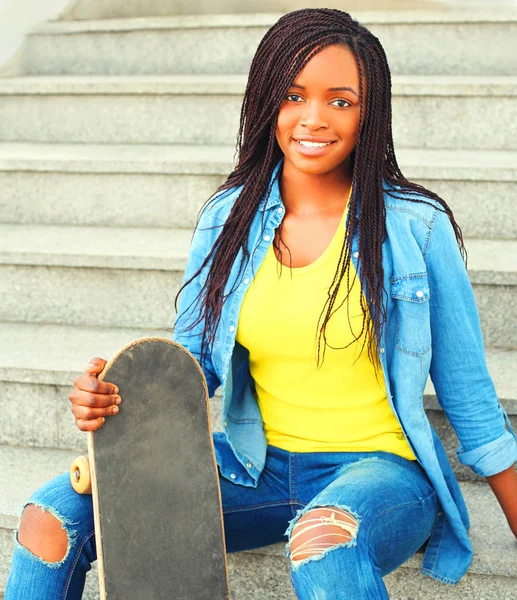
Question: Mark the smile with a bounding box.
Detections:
[292,138,336,157]
[295,140,334,147]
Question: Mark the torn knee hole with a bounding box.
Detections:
[288,507,359,564]
[17,503,69,563]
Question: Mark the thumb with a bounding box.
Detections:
[83,357,107,377]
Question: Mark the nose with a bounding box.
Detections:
[299,100,329,130]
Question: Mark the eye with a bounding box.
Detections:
[331,99,352,108]
[285,93,302,102]
[284,94,351,109]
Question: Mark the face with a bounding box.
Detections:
[275,44,366,178]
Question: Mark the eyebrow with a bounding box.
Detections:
[290,83,359,97]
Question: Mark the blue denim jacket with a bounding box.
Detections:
[173,156,517,584]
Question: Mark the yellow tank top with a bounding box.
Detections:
[236,201,416,459]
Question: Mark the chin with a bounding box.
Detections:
[290,154,343,174]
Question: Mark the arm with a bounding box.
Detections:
[425,209,517,527]
[486,466,517,538]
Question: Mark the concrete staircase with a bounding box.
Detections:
[1,8,517,599]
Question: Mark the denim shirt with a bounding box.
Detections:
[173,156,517,584]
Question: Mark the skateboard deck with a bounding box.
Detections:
[71,337,230,600]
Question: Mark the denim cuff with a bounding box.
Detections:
[457,430,517,477]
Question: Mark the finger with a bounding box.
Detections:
[70,388,121,409]
[72,403,119,420]
[76,417,105,432]
[73,373,119,397]
[83,357,108,376]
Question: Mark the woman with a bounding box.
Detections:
[6,8,517,599]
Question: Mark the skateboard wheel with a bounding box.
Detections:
[70,455,92,494]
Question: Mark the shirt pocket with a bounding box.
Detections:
[390,272,431,355]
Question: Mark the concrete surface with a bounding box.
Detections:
[20,11,517,77]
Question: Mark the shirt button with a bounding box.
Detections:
[380,347,385,353]
[244,278,250,285]
[229,325,235,332]
[416,290,424,298]
[224,421,228,427]
[353,251,359,258]
[277,207,283,213]
[263,235,271,242]
[246,462,252,469]
[230,473,237,479]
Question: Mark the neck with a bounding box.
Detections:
[279,158,353,217]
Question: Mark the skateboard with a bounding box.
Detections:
[70,337,230,600]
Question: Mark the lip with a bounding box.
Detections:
[293,136,337,143]
[292,137,337,157]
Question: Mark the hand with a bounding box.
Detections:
[68,357,121,431]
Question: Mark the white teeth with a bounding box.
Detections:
[296,140,332,148]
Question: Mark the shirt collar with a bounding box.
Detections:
[258,156,284,212]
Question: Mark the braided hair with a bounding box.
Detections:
[174,8,466,375]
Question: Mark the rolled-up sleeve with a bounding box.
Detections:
[425,208,517,477]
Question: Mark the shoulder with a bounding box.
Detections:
[198,184,244,227]
[382,181,442,230]
[382,182,463,267]
[188,184,244,258]
[381,181,453,259]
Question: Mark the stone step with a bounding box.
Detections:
[0,320,515,482]
[0,224,515,346]
[0,224,188,329]
[0,322,176,452]
[0,142,232,230]
[19,11,517,77]
[0,75,516,150]
[58,0,450,20]
[0,142,516,239]
[1,444,516,599]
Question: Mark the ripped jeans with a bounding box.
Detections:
[5,438,439,600]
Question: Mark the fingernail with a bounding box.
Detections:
[85,363,95,370]
[101,417,105,423]
[114,386,119,394]
[115,396,121,404]
[112,406,119,414]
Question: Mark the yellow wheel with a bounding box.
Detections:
[70,455,92,494]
